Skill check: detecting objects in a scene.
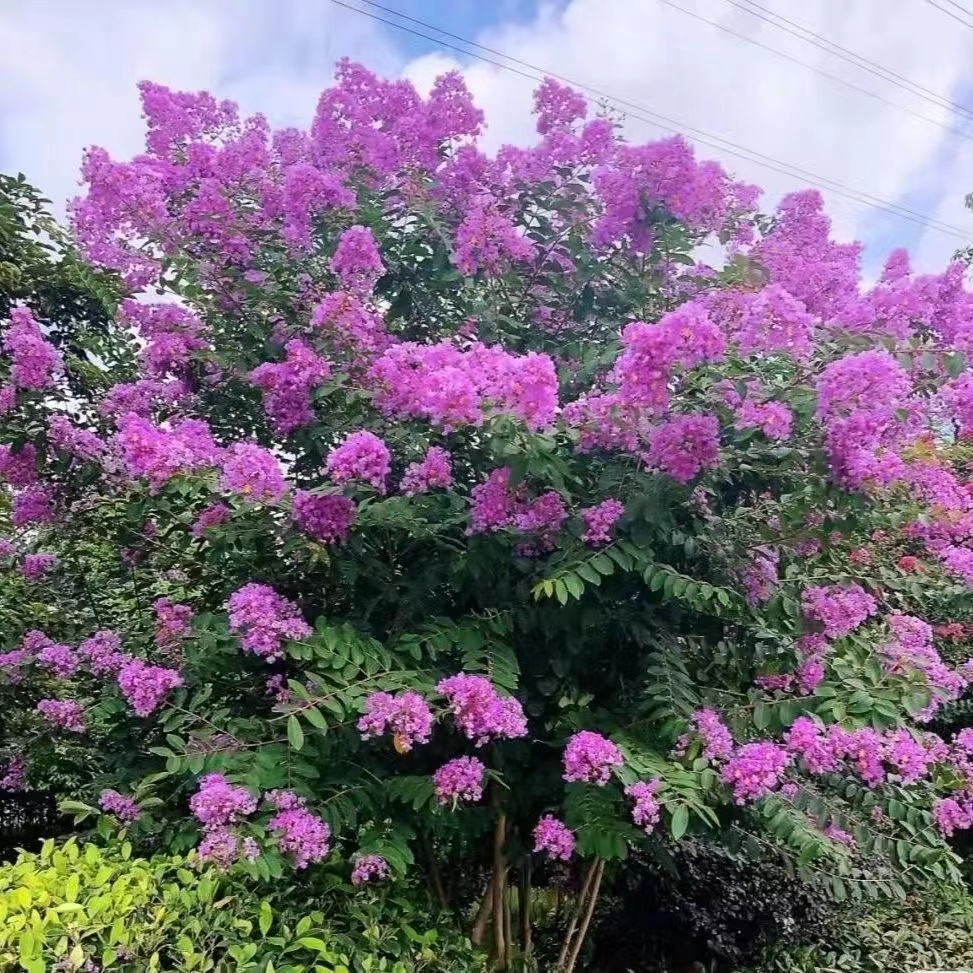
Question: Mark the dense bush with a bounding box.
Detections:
[590,839,842,972]
[2,59,973,970]
[0,836,481,972]
[754,884,973,973]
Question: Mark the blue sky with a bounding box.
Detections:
[2,0,972,275]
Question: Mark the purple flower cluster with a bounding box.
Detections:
[325,430,391,493]
[0,757,26,791]
[220,443,289,503]
[266,790,331,869]
[11,484,56,527]
[741,546,779,605]
[191,502,231,538]
[153,597,193,649]
[934,793,973,836]
[468,467,567,548]
[533,815,575,860]
[190,773,258,827]
[99,789,140,823]
[47,414,105,462]
[683,709,734,762]
[801,583,877,639]
[198,829,260,869]
[21,553,57,583]
[226,583,312,661]
[291,491,355,544]
[400,447,453,496]
[2,304,63,389]
[369,341,558,433]
[646,413,720,484]
[721,742,791,804]
[358,690,434,752]
[453,201,535,277]
[78,630,131,675]
[579,499,625,546]
[625,779,662,834]
[0,443,37,486]
[36,699,85,733]
[117,659,183,716]
[433,755,485,805]
[115,414,222,491]
[351,853,390,885]
[36,638,79,679]
[329,225,385,294]
[436,673,527,746]
[249,339,331,435]
[562,730,623,785]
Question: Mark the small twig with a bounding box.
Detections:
[563,860,605,973]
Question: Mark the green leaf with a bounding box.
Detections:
[259,900,273,936]
[287,715,305,751]
[670,805,689,840]
[303,705,328,731]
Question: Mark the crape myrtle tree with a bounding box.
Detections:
[2,61,973,970]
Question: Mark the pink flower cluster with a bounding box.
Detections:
[0,757,26,791]
[191,502,231,538]
[533,815,575,860]
[226,583,311,661]
[291,491,355,544]
[433,755,485,805]
[11,484,55,527]
[2,304,63,390]
[645,413,720,484]
[0,443,37,486]
[47,414,105,462]
[351,854,390,885]
[562,730,623,785]
[329,225,384,294]
[99,789,140,823]
[400,447,453,495]
[249,339,331,435]
[784,717,946,787]
[625,779,662,834]
[153,597,193,649]
[682,709,734,762]
[436,673,527,746]
[468,467,567,547]
[358,690,434,752]
[325,430,390,492]
[117,659,183,716]
[220,443,289,503]
[36,698,85,733]
[741,546,779,605]
[190,773,258,827]
[720,742,791,804]
[78,630,130,675]
[580,499,625,546]
[934,793,973,836]
[801,583,877,639]
[21,553,57,583]
[266,790,331,869]
[115,414,222,491]
[118,299,209,378]
[453,201,535,276]
[369,341,558,432]
[36,637,79,679]
[198,829,260,868]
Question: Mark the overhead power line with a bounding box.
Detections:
[327,0,971,241]
[726,0,973,124]
[657,0,973,145]
[923,0,973,28]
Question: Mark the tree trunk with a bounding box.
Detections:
[492,812,507,964]
[563,860,604,973]
[519,856,532,955]
[471,876,495,946]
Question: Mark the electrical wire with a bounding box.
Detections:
[923,0,973,29]
[727,0,973,123]
[656,0,973,144]
[326,0,971,241]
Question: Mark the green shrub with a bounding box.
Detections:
[0,837,483,973]
[754,886,973,973]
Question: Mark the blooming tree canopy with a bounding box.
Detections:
[2,62,973,968]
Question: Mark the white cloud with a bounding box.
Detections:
[2,0,972,273]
